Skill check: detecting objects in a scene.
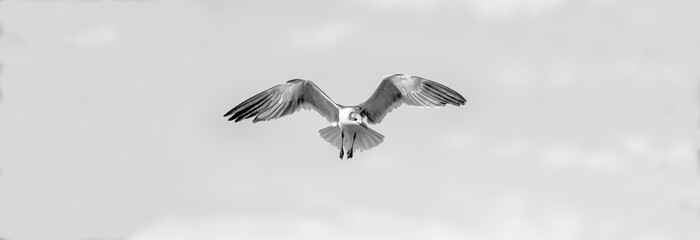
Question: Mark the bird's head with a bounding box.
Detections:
[348,112,363,124]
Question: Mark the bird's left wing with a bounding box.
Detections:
[224,79,339,123]
[359,74,466,124]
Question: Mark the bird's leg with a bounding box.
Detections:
[347,132,357,159]
[339,131,345,159]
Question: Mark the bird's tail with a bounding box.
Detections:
[318,125,384,152]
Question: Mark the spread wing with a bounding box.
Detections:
[224,79,339,123]
[359,74,466,124]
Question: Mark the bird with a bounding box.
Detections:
[224,74,466,159]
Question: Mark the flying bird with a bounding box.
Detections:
[224,74,466,159]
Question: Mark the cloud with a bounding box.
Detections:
[129,209,466,240]
[539,144,581,169]
[631,229,677,240]
[545,62,577,86]
[539,145,627,173]
[660,141,696,168]
[496,62,533,88]
[536,137,696,173]
[290,22,353,48]
[620,135,654,157]
[68,26,118,49]
[128,191,684,240]
[583,151,625,173]
[618,135,697,169]
[442,131,477,150]
[464,0,567,19]
[490,141,534,159]
[360,0,445,12]
[357,0,616,19]
[361,152,401,173]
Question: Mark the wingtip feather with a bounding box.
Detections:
[423,80,466,106]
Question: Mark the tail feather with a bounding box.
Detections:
[319,126,343,150]
[357,131,369,152]
[356,126,384,152]
[319,125,384,152]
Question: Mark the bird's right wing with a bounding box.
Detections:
[359,74,466,124]
[224,79,339,123]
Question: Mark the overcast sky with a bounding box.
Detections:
[0,0,699,240]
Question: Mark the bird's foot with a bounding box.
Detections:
[347,148,353,159]
[339,148,345,159]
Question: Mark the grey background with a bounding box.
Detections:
[0,0,698,239]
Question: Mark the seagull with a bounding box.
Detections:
[224,74,466,159]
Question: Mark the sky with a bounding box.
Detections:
[0,0,699,239]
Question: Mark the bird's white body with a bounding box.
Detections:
[337,107,361,128]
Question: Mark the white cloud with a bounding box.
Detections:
[583,151,626,173]
[484,191,612,240]
[291,22,353,48]
[539,144,581,169]
[442,131,477,150]
[128,192,684,240]
[359,0,445,11]
[631,228,676,240]
[538,204,586,240]
[661,141,696,168]
[497,62,533,88]
[487,191,532,239]
[357,0,616,19]
[618,135,697,169]
[539,145,627,173]
[128,209,467,240]
[68,26,118,49]
[620,135,655,157]
[490,141,534,158]
[465,0,566,19]
[545,62,577,86]
[361,152,400,174]
[537,137,698,173]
